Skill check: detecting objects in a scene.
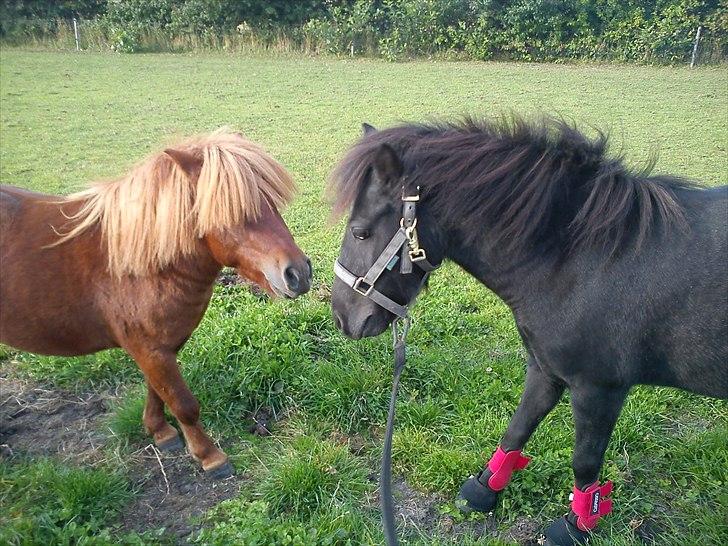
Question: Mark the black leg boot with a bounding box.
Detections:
[544,512,592,546]
[456,468,500,514]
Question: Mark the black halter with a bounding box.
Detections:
[333,185,439,318]
[334,185,440,546]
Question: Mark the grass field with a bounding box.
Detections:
[1,50,727,545]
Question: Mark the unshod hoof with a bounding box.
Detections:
[156,435,184,453]
[205,460,234,480]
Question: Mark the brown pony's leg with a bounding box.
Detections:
[131,348,231,476]
[143,384,183,451]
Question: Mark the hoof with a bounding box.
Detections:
[544,515,591,546]
[156,435,184,453]
[204,461,234,480]
[456,471,500,514]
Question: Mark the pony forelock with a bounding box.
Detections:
[52,129,295,277]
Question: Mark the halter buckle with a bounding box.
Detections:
[401,185,420,202]
[409,248,428,262]
[353,277,374,297]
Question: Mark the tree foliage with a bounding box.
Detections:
[1,0,725,63]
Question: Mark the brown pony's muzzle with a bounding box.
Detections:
[281,257,312,297]
[205,200,311,299]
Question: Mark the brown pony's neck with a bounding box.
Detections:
[159,239,224,289]
[55,198,224,289]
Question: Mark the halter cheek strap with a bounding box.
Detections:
[334,186,439,318]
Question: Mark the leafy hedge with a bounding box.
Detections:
[1,0,726,63]
[305,0,727,63]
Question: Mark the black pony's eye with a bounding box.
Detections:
[351,227,370,240]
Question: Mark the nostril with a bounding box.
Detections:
[284,266,300,290]
[333,312,342,331]
[306,258,313,280]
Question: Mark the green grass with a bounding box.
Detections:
[0,458,150,545]
[1,50,727,545]
[259,433,370,516]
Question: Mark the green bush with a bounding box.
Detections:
[303,0,379,55]
[0,1,726,63]
[0,0,104,36]
[103,0,325,35]
[377,0,470,60]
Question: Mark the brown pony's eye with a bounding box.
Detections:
[351,227,370,240]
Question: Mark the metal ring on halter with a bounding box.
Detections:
[409,248,427,262]
[400,217,417,229]
[353,277,374,297]
[401,185,419,202]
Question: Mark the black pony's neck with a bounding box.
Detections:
[395,118,690,269]
[414,199,551,307]
[434,216,553,307]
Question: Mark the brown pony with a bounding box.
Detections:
[0,129,311,477]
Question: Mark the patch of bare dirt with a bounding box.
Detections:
[630,516,666,544]
[0,369,245,544]
[503,516,543,545]
[329,429,368,456]
[118,450,243,541]
[389,479,463,539]
[0,373,113,464]
[366,478,548,545]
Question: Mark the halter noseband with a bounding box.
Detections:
[333,185,439,318]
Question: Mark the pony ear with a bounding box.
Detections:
[362,122,377,135]
[372,144,403,183]
[164,148,203,178]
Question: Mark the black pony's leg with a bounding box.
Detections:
[458,357,565,513]
[570,385,627,488]
[544,385,628,546]
[501,360,566,451]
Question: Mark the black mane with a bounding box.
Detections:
[330,116,693,257]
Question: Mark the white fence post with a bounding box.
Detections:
[73,18,80,51]
[690,26,702,68]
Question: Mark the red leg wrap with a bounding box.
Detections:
[570,480,613,531]
[486,446,531,491]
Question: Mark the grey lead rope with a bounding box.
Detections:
[333,185,439,546]
[381,316,410,546]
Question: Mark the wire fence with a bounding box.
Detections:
[1,16,724,67]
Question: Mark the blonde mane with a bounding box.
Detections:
[54,129,296,277]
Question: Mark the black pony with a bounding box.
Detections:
[329,117,727,545]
